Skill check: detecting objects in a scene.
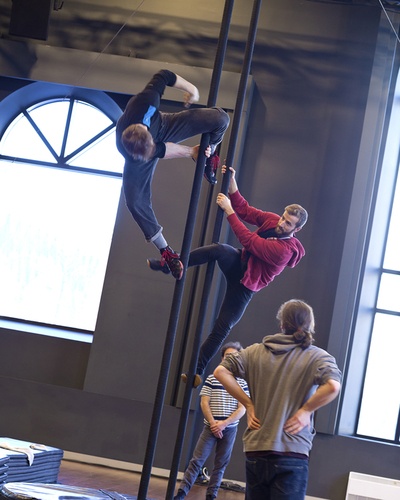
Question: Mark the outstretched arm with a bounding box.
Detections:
[283,379,341,435]
[163,143,211,161]
[216,166,239,216]
[173,74,200,107]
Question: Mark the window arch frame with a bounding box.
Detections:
[0,80,124,340]
[0,81,123,176]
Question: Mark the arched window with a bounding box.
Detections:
[0,82,124,337]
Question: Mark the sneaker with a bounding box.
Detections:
[195,466,210,485]
[201,466,210,481]
[160,246,184,280]
[181,373,203,388]
[147,258,171,275]
[204,152,220,184]
[174,489,186,500]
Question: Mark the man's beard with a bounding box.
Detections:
[258,227,279,239]
[275,226,290,237]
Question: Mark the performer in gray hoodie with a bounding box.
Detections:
[214,299,341,500]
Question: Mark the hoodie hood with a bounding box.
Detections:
[262,333,300,354]
[283,236,305,268]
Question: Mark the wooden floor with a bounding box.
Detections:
[57,460,245,500]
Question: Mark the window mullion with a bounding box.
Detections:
[23,110,59,163]
[59,98,74,161]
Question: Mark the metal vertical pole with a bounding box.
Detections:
[166,0,263,499]
[137,1,235,497]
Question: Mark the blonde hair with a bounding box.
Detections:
[121,124,155,161]
[277,299,315,348]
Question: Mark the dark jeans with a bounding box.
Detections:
[245,455,309,500]
[179,425,238,498]
[123,107,229,242]
[188,243,255,375]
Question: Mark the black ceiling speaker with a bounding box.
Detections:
[9,0,52,41]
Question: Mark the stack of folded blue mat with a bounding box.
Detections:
[0,453,9,486]
[1,483,137,500]
[0,438,63,484]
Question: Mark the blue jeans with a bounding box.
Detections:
[123,107,229,242]
[188,243,255,375]
[179,425,238,498]
[245,455,309,500]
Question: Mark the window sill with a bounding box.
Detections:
[0,318,93,343]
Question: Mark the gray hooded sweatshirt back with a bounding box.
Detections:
[220,334,342,456]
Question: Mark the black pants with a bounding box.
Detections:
[188,243,255,374]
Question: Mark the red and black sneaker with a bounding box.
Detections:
[160,246,184,280]
[204,152,220,185]
[147,258,171,275]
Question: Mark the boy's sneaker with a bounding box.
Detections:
[195,466,210,485]
[204,153,220,185]
[160,246,184,280]
[147,258,171,275]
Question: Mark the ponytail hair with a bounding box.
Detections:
[277,299,315,348]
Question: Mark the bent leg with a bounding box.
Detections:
[197,280,255,375]
[188,243,241,270]
[159,107,229,149]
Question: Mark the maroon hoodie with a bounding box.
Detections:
[227,190,305,292]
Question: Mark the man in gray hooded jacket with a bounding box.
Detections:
[214,299,341,500]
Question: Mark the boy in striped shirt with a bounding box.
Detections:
[174,342,249,500]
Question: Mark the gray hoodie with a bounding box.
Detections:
[220,334,342,456]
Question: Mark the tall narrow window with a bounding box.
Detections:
[356,168,400,441]
[353,69,400,443]
[0,83,124,334]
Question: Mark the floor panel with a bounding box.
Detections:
[57,460,245,500]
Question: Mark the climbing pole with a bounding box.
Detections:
[137,0,262,498]
[136,2,233,497]
[166,1,263,499]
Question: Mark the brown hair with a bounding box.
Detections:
[277,299,315,348]
[121,124,155,161]
[285,204,308,228]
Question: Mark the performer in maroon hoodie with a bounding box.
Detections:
[149,166,308,386]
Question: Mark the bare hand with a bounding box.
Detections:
[283,409,311,435]
[216,193,234,215]
[221,165,238,195]
[210,421,225,438]
[246,405,261,430]
[211,428,223,439]
[221,165,236,179]
[183,87,200,108]
[192,144,211,162]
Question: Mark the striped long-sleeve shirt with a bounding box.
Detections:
[200,374,249,428]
